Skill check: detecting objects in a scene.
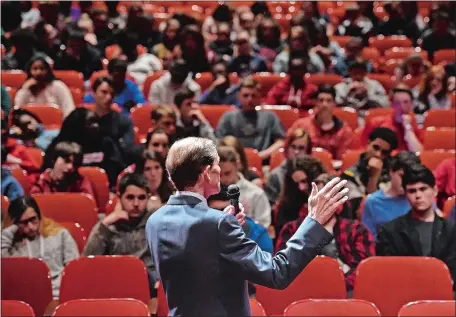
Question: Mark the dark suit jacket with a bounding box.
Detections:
[376,210,456,287]
[145,194,332,316]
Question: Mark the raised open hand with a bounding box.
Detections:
[308,177,349,226]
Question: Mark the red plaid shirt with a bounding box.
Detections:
[276,217,375,291]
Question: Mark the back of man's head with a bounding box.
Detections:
[166,137,218,191]
[170,59,190,85]
[368,127,398,151]
[402,164,436,190]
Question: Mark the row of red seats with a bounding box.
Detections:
[2,256,454,317]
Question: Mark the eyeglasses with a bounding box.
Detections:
[124,194,148,201]
[161,121,176,127]
[17,216,39,226]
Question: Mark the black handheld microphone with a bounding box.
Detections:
[227,184,241,215]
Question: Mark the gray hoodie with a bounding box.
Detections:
[1,222,79,298]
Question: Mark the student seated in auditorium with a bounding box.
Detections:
[120,150,173,211]
[144,128,170,159]
[1,146,24,201]
[265,52,318,110]
[335,58,388,114]
[83,58,146,114]
[361,85,423,152]
[30,141,94,196]
[9,108,60,151]
[148,59,200,106]
[274,156,326,234]
[83,173,158,298]
[150,106,178,145]
[14,55,75,118]
[288,85,354,160]
[376,164,456,286]
[217,146,271,229]
[199,60,240,107]
[434,157,456,209]
[218,136,263,188]
[216,76,285,161]
[2,196,79,298]
[228,31,267,78]
[1,120,40,174]
[276,173,375,293]
[341,127,398,218]
[264,128,312,207]
[362,151,421,238]
[174,89,216,141]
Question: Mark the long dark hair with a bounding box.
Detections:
[178,25,210,73]
[276,156,325,230]
[135,150,173,203]
[256,18,282,50]
[8,196,41,223]
[24,55,56,88]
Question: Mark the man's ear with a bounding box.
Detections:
[433,185,439,198]
[203,165,211,181]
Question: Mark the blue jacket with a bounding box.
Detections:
[244,217,273,253]
[84,79,146,114]
[146,193,331,316]
[1,168,24,201]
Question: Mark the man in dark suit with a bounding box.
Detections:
[146,137,349,316]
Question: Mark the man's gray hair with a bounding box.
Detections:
[166,137,218,191]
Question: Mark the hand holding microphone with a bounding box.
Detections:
[224,184,246,225]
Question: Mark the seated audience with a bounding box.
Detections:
[84,58,146,114]
[377,1,421,44]
[15,55,75,118]
[208,184,273,254]
[199,61,240,107]
[30,141,94,196]
[217,146,271,228]
[117,31,163,85]
[273,25,324,74]
[9,108,59,151]
[265,53,318,110]
[420,10,456,62]
[276,173,374,292]
[2,196,79,298]
[335,58,389,112]
[362,86,423,152]
[2,28,41,71]
[208,22,234,63]
[174,25,211,75]
[333,37,374,77]
[144,128,170,159]
[228,31,267,77]
[83,173,159,297]
[415,65,451,121]
[217,76,285,160]
[253,18,284,70]
[152,18,180,67]
[150,106,178,144]
[334,3,374,44]
[376,164,456,286]
[274,156,325,234]
[1,120,40,174]
[395,53,427,85]
[288,85,354,159]
[342,127,398,213]
[1,147,24,201]
[148,59,201,106]
[218,136,262,188]
[434,157,456,209]
[174,89,216,141]
[54,26,102,80]
[265,128,312,206]
[362,151,421,238]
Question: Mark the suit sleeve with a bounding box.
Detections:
[218,213,332,289]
